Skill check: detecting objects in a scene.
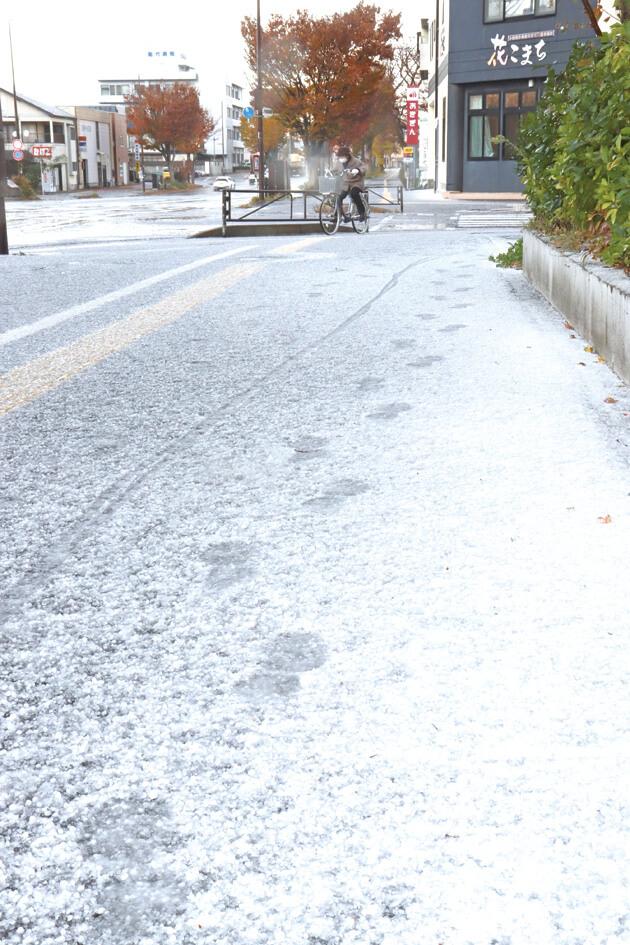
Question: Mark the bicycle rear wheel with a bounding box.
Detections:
[319,194,340,235]
[351,195,369,234]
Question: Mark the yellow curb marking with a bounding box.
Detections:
[268,236,324,255]
[0,262,263,417]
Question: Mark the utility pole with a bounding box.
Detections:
[136,81,146,193]
[9,23,20,140]
[0,94,10,255]
[256,0,265,203]
[221,101,225,173]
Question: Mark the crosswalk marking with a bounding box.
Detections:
[0,262,263,417]
[455,212,529,228]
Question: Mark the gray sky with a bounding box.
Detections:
[1,0,429,114]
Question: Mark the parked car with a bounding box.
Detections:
[248,173,257,186]
[212,176,235,190]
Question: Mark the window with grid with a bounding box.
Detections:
[484,0,555,22]
[468,92,500,159]
[468,88,538,160]
[502,88,538,157]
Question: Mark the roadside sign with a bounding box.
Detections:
[403,147,414,156]
[12,138,23,151]
[253,152,260,172]
[262,107,274,118]
[32,145,52,158]
[243,106,254,119]
[134,142,140,160]
[13,150,24,161]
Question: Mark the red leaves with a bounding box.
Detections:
[598,515,612,524]
[604,397,618,403]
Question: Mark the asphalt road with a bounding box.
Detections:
[3,178,529,249]
[2,224,630,945]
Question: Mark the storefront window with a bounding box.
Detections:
[469,114,499,158]
[484,0,555,21]
[468,93,501,159]
[468,88,538,160]
[501,89,539,159]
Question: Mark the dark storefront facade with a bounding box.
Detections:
[427,0,593,193]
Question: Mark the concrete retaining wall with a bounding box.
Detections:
[523,230,630,385]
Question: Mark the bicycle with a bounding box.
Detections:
[319,173,370,236]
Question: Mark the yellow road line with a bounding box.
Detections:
[0,262,263,417]
[268,236,324,255]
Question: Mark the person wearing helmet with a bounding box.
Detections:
[335,145,367,221]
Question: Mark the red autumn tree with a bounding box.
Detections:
[125,83,214,181]
[241,3,401,175]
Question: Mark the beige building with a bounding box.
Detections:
[62,107,130,187]
[1,87,78,191]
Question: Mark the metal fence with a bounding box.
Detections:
[221,183,403,230]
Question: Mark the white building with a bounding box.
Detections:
[98,51,199,111]
[204,81,248,175]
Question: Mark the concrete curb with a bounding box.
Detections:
[190,222,323,239]
[523,230,630,385]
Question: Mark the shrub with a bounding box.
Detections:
[518,22,630,271]
[489,237,523,269]
[12,174,38,200]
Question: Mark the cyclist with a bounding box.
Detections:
[334,145,367,221]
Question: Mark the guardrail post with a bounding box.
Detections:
[221,189,227,237]
[400,185,404,214]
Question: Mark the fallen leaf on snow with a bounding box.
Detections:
[565,321,574,330]
[604,397,617,404]
[584,346,594,353]
[599,356,606,363]
[579,362,586,366]
[598,515,612,524]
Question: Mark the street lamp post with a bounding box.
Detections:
[137,83,146,193]
[0,94,10,255]
[257,0,265,203]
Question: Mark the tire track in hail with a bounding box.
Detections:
[0,251,443,631]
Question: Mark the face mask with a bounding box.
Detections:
[339,158,348,165]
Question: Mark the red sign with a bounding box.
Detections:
[12,138,23,150]
[32,145,52,158]
[406,86,420,147]
[253,152,260,172]
[13,150,24,162]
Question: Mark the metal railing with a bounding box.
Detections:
[221,182,403,232]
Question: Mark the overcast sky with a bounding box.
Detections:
[1,0,429,115]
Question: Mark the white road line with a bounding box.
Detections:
[370,214,393,232]
[0,245,253,348]
[0,262,264,417]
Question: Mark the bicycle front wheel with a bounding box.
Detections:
[319,194,340,236]
[351,195,369,234]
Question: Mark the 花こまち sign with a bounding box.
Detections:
[32,145,52,158]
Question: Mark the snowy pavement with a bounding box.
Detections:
[1,224,630,945]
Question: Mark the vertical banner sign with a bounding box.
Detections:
[406,86,420,147]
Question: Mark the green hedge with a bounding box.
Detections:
[518,22,630,271]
